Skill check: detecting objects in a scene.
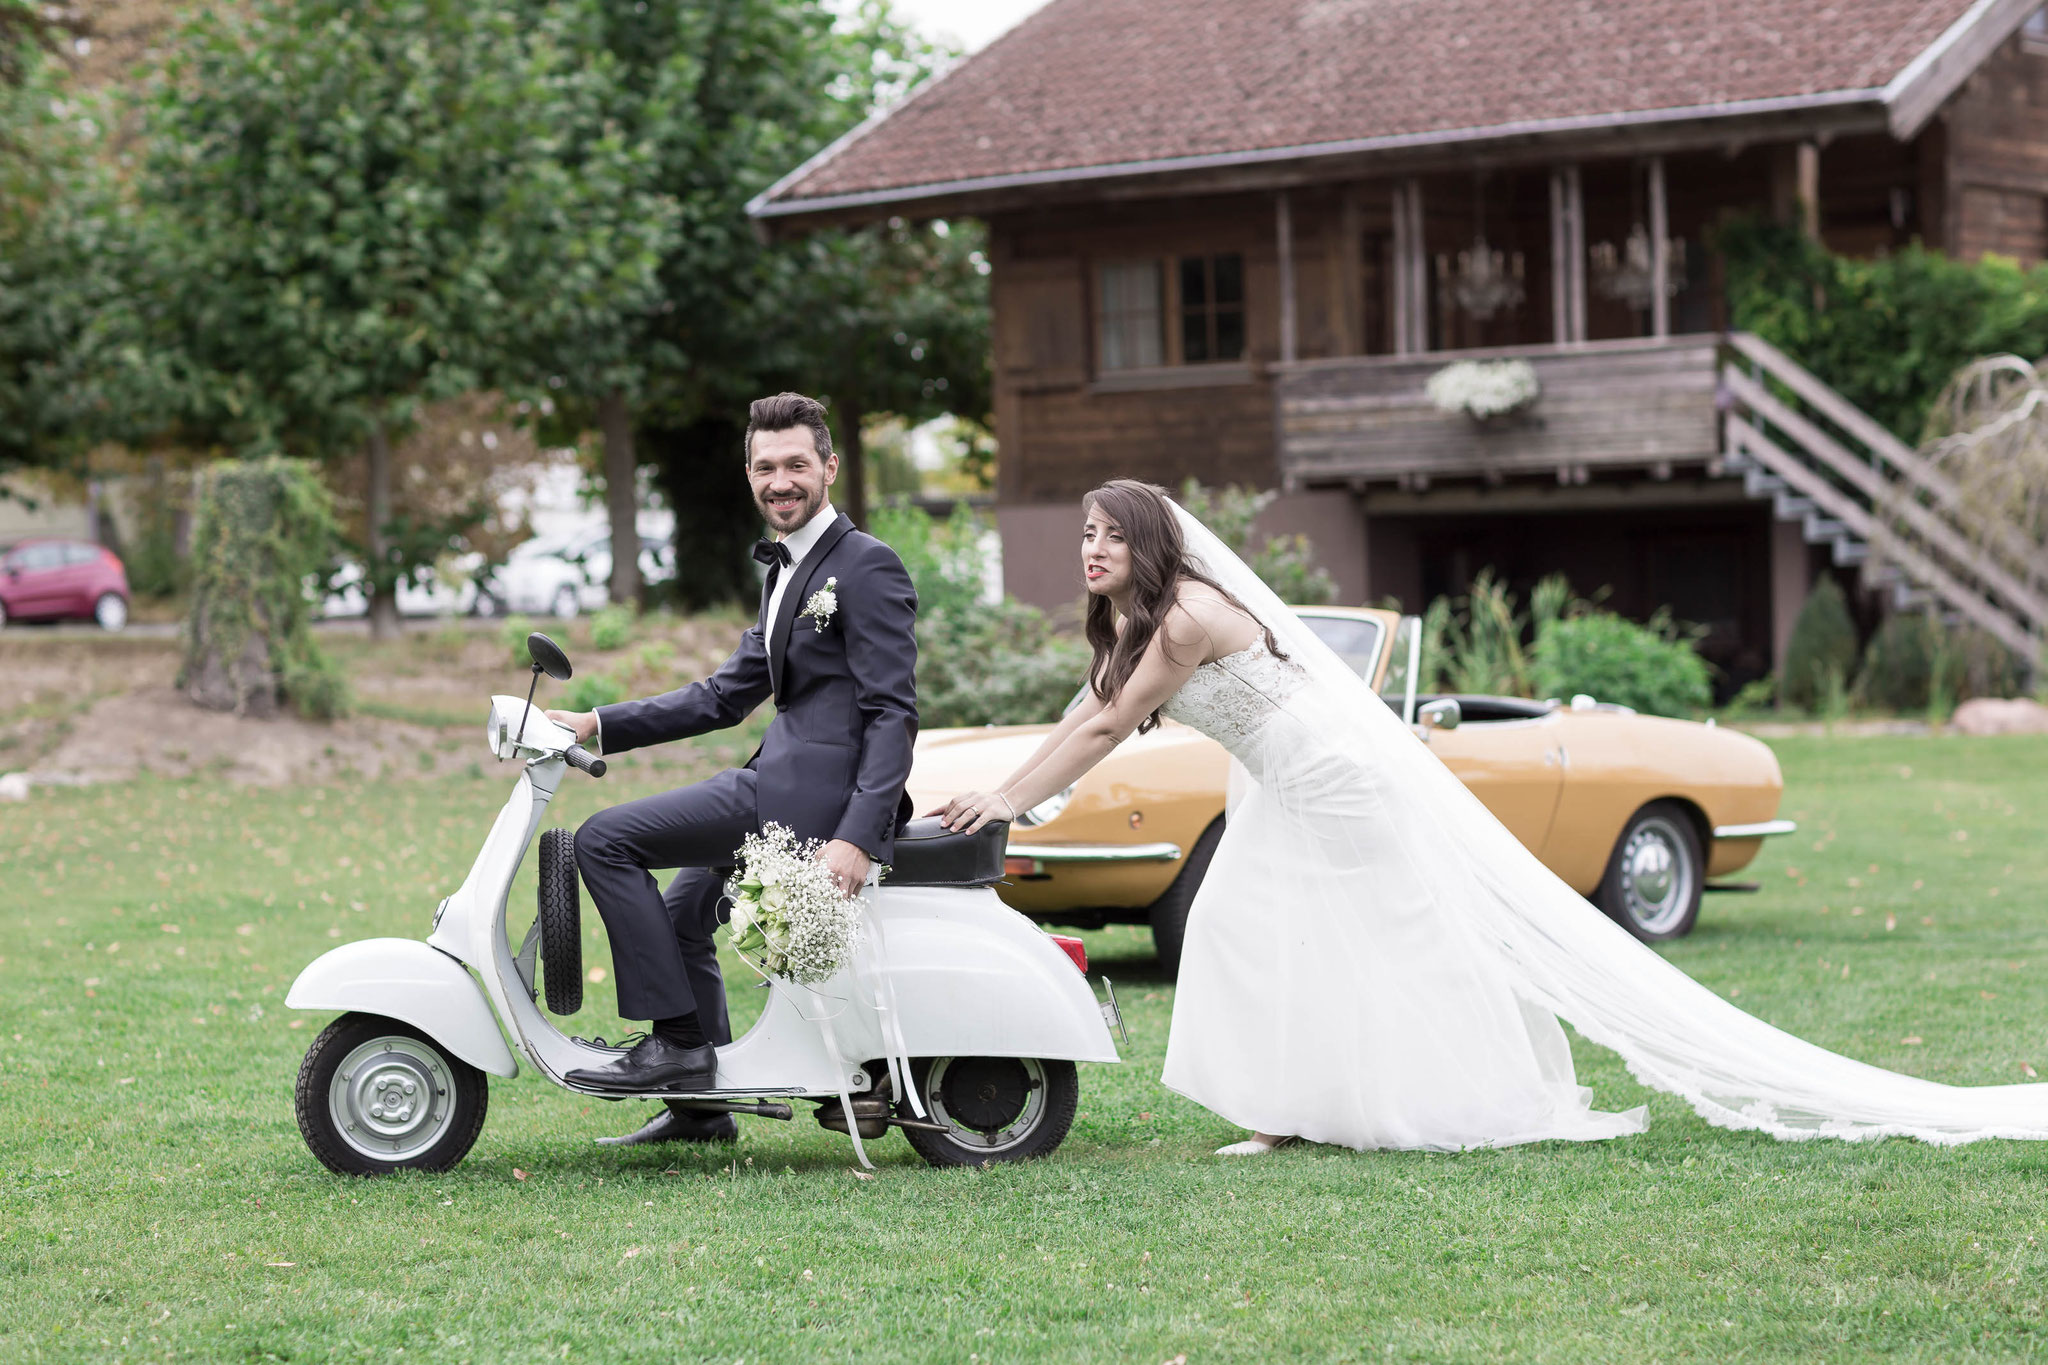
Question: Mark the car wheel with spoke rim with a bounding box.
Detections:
[93,593,127,631]
[294,1012,488,1175]
[899,1056,1078,1166]
[1595,801,1703,942]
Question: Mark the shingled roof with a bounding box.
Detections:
[753,0,2026,220]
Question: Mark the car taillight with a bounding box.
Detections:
[1049,934,1086,974]
[1003,856,1042,878]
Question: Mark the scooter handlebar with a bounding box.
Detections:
[563,744,607,778]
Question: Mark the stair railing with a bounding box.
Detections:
[1721,332,2044,667]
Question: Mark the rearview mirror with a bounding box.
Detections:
[1417,697,1461,732]
[527,633,574,681]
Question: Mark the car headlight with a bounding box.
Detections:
[1015,785,1075,828]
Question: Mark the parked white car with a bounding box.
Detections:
[320,556,485,619]
[475,522,674,619]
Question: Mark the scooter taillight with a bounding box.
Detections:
[1049,934,1087,974]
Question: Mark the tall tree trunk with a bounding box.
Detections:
[646,416,759,611]
[839,400,866,529]
[598,388,642,608]
[365,421,401,641]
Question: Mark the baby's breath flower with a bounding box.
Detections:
[723,823,865,984]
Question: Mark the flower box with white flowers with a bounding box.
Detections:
[1424,359,1542,426]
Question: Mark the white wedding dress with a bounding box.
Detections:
[1158,506,2048,1150]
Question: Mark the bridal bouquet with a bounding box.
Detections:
[724,824,867,984]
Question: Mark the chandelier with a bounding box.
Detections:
[1438,174,1525,321]
[1590,223,1686,310]
[1441,242,1526,321]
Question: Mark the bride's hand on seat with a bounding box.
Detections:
[935,790,1014,833]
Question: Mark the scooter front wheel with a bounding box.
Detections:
[899,1056,1078,1167]
[295,1012,489,1176]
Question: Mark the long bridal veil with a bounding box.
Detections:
[1170,503,2048,1144]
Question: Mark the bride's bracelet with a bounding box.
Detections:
[994,792,1017,822]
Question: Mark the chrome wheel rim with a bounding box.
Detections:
[95,595,126,631]
[328,1035,458,1162]
[923,1057,1048,1154]
[1620,815,1695,935]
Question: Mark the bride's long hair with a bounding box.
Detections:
[1082,479,1284,733]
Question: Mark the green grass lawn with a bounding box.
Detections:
[4,733,2048,1363]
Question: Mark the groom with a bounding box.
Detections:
[545,391,918,1144]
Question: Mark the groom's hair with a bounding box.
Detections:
[745,392,834,463]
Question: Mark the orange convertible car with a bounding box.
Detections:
[906,607,1795,975]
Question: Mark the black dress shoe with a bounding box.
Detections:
[595,1105,738,1147]
[563,1036,716,1092]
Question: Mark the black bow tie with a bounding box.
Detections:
[752,538,792,568]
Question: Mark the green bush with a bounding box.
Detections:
[560,672,626,712]
[180,457,347,719]
[588,606,635,652]
[871,502,1089,728]
[502,615,534,669]
[1854,612,1942,711]
[1179,479,1337,605]
[1719,216,2048,440]
[1780,576,1860,710]
[1531,610,1713,717]
[125,468,191,599]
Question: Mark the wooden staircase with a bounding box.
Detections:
[1719,332,2046,672]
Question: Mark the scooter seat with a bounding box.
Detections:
[881,817,1008,888]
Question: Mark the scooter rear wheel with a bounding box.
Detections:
[295,1012,488,1175]
[899,1056,1078,1167]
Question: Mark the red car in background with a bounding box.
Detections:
[0,539,130,630]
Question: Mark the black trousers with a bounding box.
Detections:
[572,767,757,1030]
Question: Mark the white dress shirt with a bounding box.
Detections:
[764,500,838,630]
[589,501,836,754]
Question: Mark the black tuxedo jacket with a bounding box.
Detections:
[593,514,918,862]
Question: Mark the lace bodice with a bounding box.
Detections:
[1159,637,1311,757]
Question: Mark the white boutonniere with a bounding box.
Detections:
[797,577,839,632]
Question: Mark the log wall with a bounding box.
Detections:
[1941,32,2048,264]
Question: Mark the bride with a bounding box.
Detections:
[936,478,2048,1155]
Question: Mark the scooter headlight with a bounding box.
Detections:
[1015,785,1075,828]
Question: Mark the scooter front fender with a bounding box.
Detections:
[287,939,518,1078]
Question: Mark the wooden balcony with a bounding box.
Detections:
[1275,335,1723,489]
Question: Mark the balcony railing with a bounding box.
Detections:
[1275,335,1722,489]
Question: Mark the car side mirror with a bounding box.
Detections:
[528,633,574,681]
[1417,698,1461,732]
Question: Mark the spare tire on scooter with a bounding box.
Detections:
[538,827,582,1015]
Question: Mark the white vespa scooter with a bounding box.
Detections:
[288,633,1123,1175]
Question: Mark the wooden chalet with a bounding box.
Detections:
[752,0,2048,688]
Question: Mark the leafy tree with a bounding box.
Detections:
[761,217,993,528]
[530,0,988,608]
[134,0,671,636]
[0,8,137,493]
[510,0,879,606]
[1718,216,2048,440]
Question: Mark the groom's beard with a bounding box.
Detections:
[757,483,826,534]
